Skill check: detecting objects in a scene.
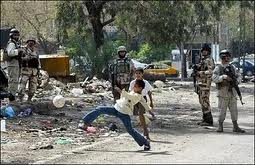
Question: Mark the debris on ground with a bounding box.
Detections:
[55,138,73,145]
[1,106,16,118]
[109,123,118,132]
[18,108,32,118]
[52,95,66,108]
[153,80,165,88]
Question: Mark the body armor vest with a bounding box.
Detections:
[111,58,132,86]
[216,64,235,89]
[21,47,39,68]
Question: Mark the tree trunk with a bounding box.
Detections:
[179,42,187,81]
[91,19,104,51]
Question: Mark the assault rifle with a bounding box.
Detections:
[191,64,200,94]
[224,64,244,105]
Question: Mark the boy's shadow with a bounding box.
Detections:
[150,139,174,144]
[80,149,172,156]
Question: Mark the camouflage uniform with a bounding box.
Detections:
[196,44,215,126]
[17,41,40,102]
[6,39,21,96]
[212,50,245,133]
[109,46,134,101]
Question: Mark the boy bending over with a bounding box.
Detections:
[81,79,151,150]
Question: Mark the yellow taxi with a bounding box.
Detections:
[144,63,179,77]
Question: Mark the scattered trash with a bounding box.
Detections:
[38,70,50,88]
[169,87,176,91]
[100,132,110,137]
[1,138,8,144]
[53,95,65,108]
[78,120,84,129]
[1,119,6,132]
[71,88,84,96]
[31,144,54,150]
[109,123,118,132]
[39,144,54,150]
[153,80,165,88]
[86,126,97,134]
[55,138,73,145]
[1,106,15,118]
[18,108,32,117]
[81,77,89,87]
[55,112,66,117]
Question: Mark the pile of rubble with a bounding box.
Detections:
[35,76,112,100]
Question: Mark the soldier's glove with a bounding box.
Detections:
[18,48,25,57]
[222,75,232,82]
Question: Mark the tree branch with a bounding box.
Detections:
[102,17,115,26]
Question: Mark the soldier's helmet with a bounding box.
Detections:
[219,49,231,59]
[201,43,211,54]
[9,28,20,37]
[117,46,127,53]
[26,37,37,44]
[117,46,127,58]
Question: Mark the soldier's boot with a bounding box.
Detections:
[216,121,223,132]
[27,95,33,102]
[200,112,213,126]
[17,94,24,103]
[232,121,245,133]
[197,114,206,125]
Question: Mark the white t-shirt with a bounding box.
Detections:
[129,79,153,96]
[114,90,151,115]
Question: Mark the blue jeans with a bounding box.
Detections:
[83,106,149,146]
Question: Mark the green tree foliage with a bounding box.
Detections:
[129,43,174,64]
[117,1,234,79]
[56,1,122,76]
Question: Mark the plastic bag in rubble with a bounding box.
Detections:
[1,106,15,118]
[53,95,65,108]
[38,70,49,88]
[153,80,165,88]
[71,88,84,96]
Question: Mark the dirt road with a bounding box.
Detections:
[39,87,254,164]
[1,82,254,164]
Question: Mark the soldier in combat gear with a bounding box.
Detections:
[195,43,215,126]
[17,37,40,102]
[212,50,245,133]
[5,28,24,98]
[109,46,134,102]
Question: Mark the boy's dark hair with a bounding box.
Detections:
[135,79,145,89]
[135,67,144,74]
